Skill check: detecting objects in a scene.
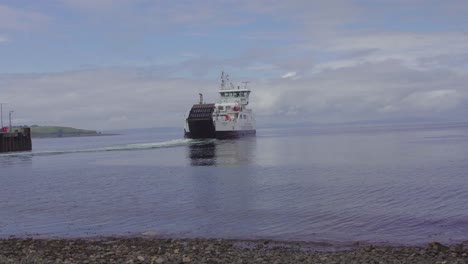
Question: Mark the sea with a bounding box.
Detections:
[1,123,467,246]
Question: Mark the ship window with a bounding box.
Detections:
[220,92,225,97]
[218,106,224,111]
[226,106,231,111]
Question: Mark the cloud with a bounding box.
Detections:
[0,69,215,130]
[57,0,361,35]
[59,0,254,31]
[59,0,136,10]
[302,31,468,74]
[251,57,468,124]
[0,5,50,30]
[1,1,468,128]
[401,89,462,112]
[281,72,297,79]
[3,50,467,129]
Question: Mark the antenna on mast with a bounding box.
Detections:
[225,74,235,89]
[220,71,225,89]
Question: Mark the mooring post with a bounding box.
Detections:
[0,103,3,129]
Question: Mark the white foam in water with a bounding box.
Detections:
[0,138,214,157]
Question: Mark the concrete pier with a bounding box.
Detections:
[0,127,32,153]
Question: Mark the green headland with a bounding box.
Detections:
[29,126,103,138]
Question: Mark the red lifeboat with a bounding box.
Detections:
[232,105,240,111]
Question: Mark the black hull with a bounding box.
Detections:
[185,130,256,139]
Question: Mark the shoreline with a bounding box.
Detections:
[1,237,466,263]
[32,133,121,139]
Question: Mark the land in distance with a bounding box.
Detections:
[24,125,116,138]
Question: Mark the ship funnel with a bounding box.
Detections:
[199,93,203,104]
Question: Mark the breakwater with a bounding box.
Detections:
[0,128,32,153]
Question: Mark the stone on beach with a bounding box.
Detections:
[0,238,467,264]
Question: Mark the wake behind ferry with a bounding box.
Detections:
[184,72,256,139]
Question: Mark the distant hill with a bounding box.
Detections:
[29,126,101,138]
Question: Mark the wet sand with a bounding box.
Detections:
[1,237,467,263]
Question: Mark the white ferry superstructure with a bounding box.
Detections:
[184,72,256,139]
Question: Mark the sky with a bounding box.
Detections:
[0,0,468,130]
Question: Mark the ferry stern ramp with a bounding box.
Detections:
[184,103,216,139]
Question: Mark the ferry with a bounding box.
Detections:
[184,72,256,139]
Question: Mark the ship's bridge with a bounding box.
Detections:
[218,89,251,105]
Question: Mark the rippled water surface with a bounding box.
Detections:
[1,124,468,245]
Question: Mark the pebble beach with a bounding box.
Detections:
[1,238,467,263]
